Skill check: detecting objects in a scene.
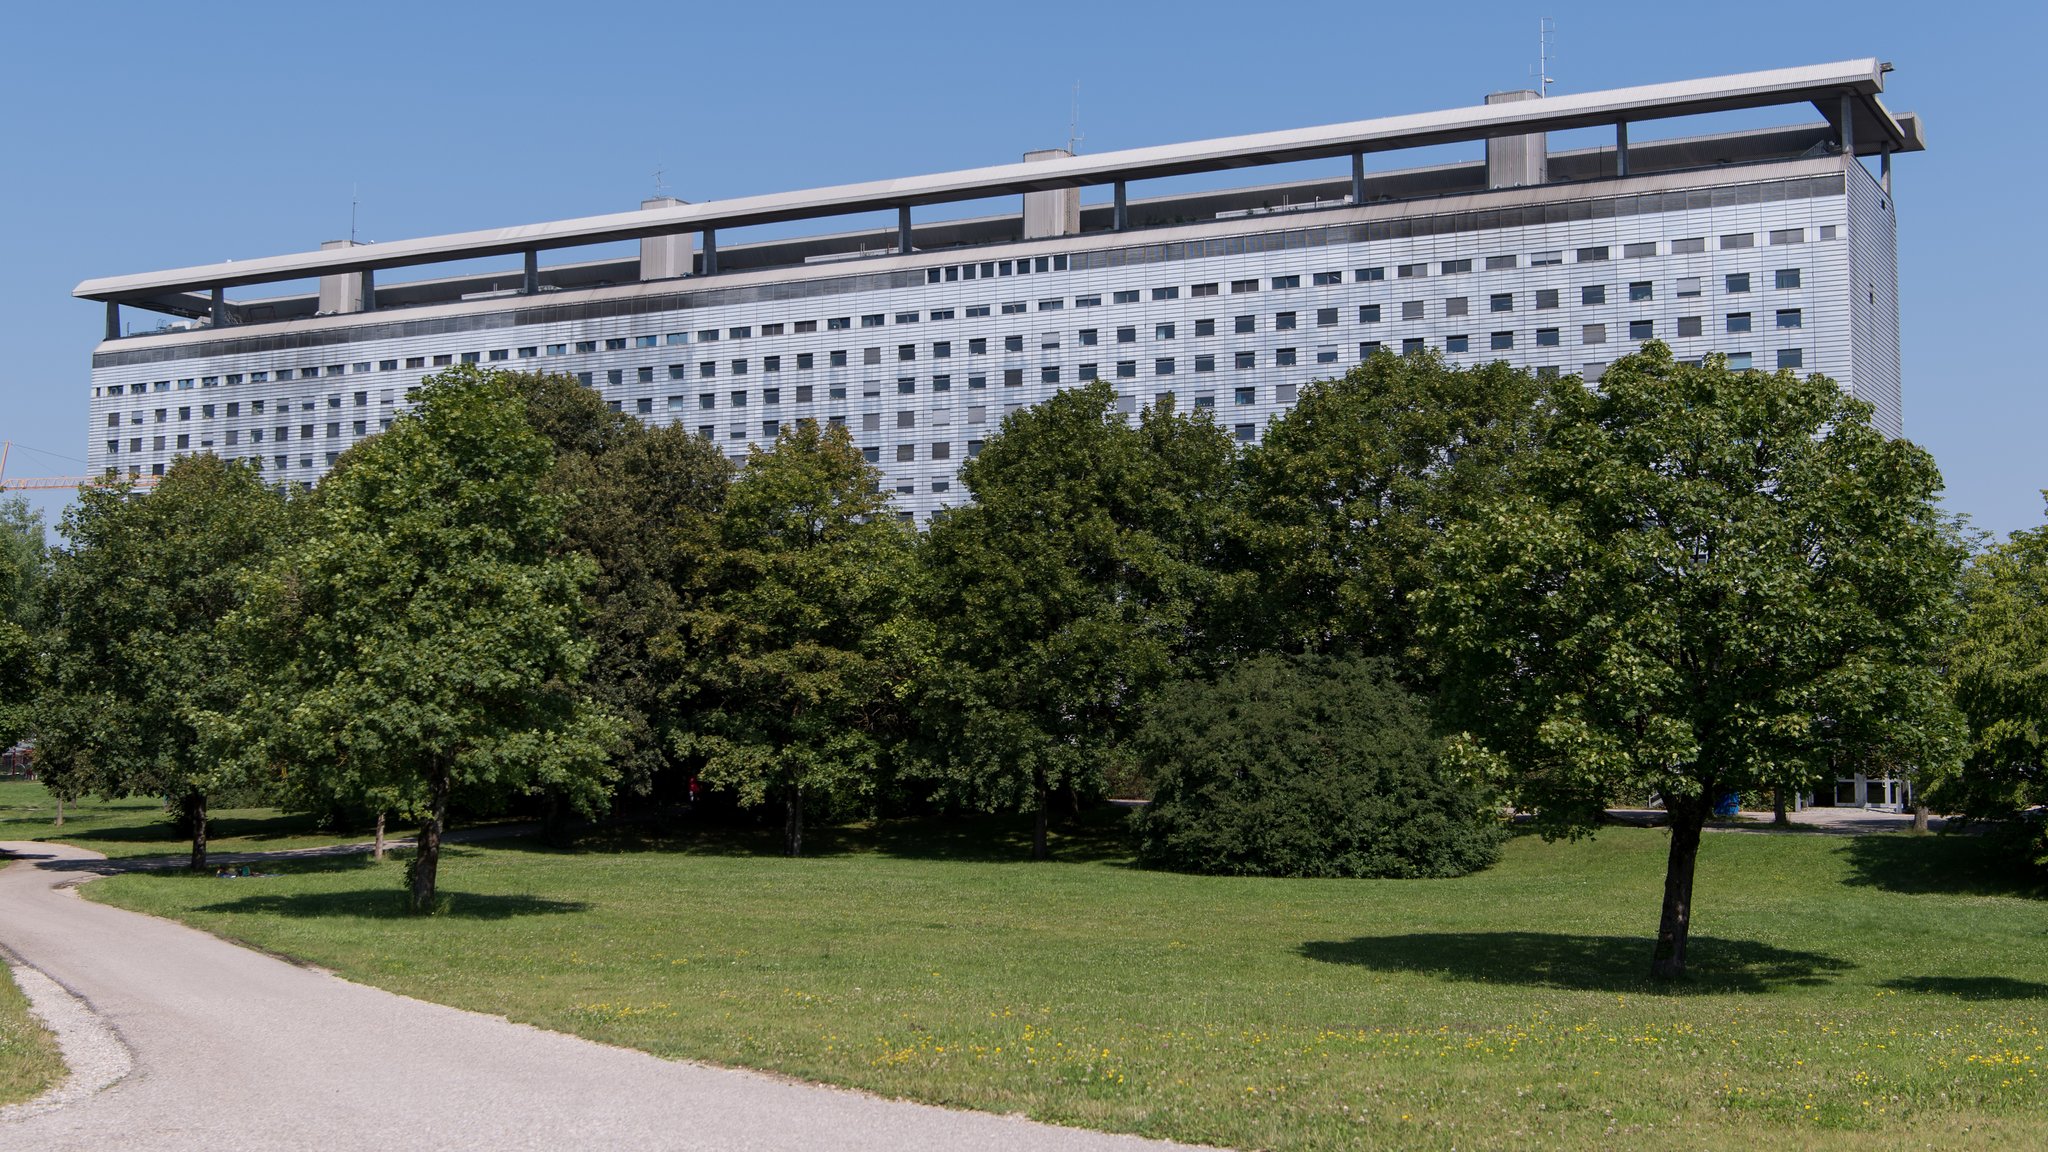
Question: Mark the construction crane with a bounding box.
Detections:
[0,441,157,493]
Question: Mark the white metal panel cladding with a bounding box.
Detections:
[1845,164,1902,437]
[88,162,1870,519]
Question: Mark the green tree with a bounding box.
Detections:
[35,457,287,869]
[1936,498,2048,865]
[918,381,1239,857]
[1418,344,1963,979]
[0,496,46,748]
[1238,352,1550,669]
[506,372,731,813]
[1132,654,1505,878]
[227,366,618,911]
[679,420,910,856]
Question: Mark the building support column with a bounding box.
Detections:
[1351,152,1365,204]
[897,205,912,254]
[1113,181,1127,232]
[702,229,718,275]
[209,287,225,327]
[1615,121,1629,176]
[1839,93,1855,158]
[1880,147,1892,195]
[523,250,539,295]
[360,268,375,312]
[105,301,120,341]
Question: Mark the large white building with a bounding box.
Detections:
[76,59,1920,521]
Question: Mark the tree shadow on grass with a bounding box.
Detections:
[1835,833,2047,899]
[193,889,590,920]
[1879,975,2048,1000]
[1300,931,1853,994]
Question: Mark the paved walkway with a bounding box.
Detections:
[0,841,1207,1152]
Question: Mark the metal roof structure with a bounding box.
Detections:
[75,58,1920,308]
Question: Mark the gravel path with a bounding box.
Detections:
[0,841,1208,1152]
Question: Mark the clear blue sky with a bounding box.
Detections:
[3,1,2042,538]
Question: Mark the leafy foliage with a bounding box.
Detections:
[916,381,1239,856]
[35,456,287,867]
[0,497,46,748]
[1418,344,1963,976]
[1937,497,2048,867]
[1238,352,1549,670]
[1132,654,1505,878]
[678,419,912,855]
[225,366,619,909]
[507,371,731,804]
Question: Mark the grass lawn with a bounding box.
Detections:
[0,780,406,860]
[0,963,62,1108]
[80,812,2048,1151]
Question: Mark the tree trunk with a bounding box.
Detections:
[410,764,452,914]
[1650,799,1708,980]
[784,784,803,858]
[1912,803,1930,834]
[1031,771,1050,861]
[184,792,208,872]
[1772,788,1789,827]
[54,796,62,827]
[374,810,386,862]
[544,788,570,847]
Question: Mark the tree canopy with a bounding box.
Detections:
[0,496,47,749]
[1937,497,2048,866]
[1418,344,1964,978]
[917,381,1239,856]
[225,366,619,910]
[35,456,287,868]
[678,419,912,856]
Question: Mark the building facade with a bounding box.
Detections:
[77,60,1921,524]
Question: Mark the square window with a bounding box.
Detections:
[1721,233,1754,250]
[1581,285,1606,306]
[1677,277,1702,298]
[1234,386,1256,405]
[1116,361,1136,379]
[1445,335,1468,353]
[1154,358,1175,376]
[1195,354,1216,373]
[1234,423,1256,442]
[1535,289,1560,310]
[1678,316,1703,337]
[1536,327,1560,347]
[1629,282,1653,302]
[1629,320,1653,340]
[1490,294,1513,313]
[1355,267,1385,282]
[1358,304,1381,323]
[1316,307,1337,327]
[1775,268,1802,290]
[1776,309,1803,329]
[1401,300,1423,321]
[1274,348,1296,367]
[1234,351,1256,370]
[1777,348,1804,369]
[1490,331,1514,351]
[1582,324,1607,345]
[1726,273,1751,293]
[1155,323,1175,340]
[1445,297,1468,317]
[1726,313,1752,334]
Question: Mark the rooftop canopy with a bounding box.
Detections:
[76,58,1920,307]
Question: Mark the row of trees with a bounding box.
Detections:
[3,344,2035,978]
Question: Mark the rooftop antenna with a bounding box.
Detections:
[349,184,360,245]
[1066,81,1084,155]
[652,167,670,199]
[1535,17,1556,96]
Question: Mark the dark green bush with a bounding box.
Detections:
[1131,655,1504,878]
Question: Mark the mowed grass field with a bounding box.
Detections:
[0,780,405,860]
[79,812,2048,1152]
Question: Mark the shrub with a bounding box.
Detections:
[1131,655,1504,878]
